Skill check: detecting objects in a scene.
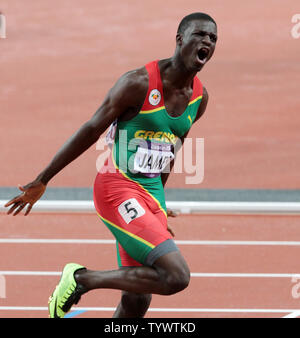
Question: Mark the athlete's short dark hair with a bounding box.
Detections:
[177,12,217,34]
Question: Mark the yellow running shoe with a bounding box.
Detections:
[48,263,87,318]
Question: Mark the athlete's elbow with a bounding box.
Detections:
[83,120,102,143]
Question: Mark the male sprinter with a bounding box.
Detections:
[5,12,217,318]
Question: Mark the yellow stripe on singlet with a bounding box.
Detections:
[140,95,202,114]
[139,106,165,114]
[188,95,202,106]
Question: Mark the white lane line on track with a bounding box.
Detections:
[191,273,300,278]
[0,239,115,244]
[0,306,299,314]
[2,238,300,246]
[1,271,300,278]
[282,311,300,318]
[2,199,300,214]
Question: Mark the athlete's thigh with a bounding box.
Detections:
[95,185,173,266]
[153,250,190,276]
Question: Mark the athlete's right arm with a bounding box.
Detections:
[5,69,148,216]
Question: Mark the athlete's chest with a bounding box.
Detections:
[162,85,194,118]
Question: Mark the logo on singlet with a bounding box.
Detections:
[149,89,161,106]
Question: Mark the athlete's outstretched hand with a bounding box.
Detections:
[166,208,179,237]
[167,209,179,218]
[4,181,46,216]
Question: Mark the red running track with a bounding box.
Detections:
[1,213,300,318]
[1,0,300,320]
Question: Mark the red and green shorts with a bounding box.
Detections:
[93,159,178,267]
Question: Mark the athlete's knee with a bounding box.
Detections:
[162,267,190,295]
[121,292,152,316]
[154,251,191,295]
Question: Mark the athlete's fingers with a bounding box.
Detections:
[4,184,27,208]
[24,204,33,216]
[167,208,179,217]
[4,195,23,207]
[18,184,26,192]
[167,224,175,237]
[12,203,27,216]
[6,201,22,215]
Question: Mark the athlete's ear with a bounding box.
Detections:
[176,33,183,46]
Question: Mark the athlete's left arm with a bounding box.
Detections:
[194,86,209,123]
[161,86,209,188]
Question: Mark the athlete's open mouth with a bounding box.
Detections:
[197,47,210,63]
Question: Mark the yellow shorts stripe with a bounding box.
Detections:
[97,212,155,249]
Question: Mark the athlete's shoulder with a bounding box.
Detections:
[202,85,208,103]
[107,65,149,108]
[117,65,149,92]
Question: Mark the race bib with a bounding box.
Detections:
[133,141,174,178]
[118,198,145,224]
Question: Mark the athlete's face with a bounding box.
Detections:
[177,20,217,72]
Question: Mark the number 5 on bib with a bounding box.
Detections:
[118,198,145,224]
